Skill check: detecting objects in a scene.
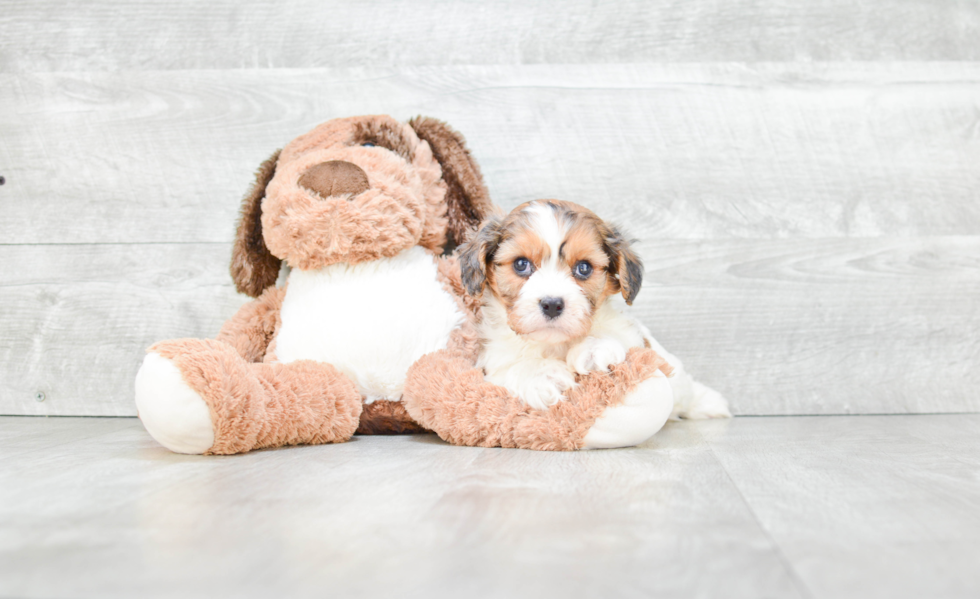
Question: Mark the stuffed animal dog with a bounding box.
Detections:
[456,199,731,419]
[135,115,494,454]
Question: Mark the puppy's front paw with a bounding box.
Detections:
[567,336,628,375]
[518,363,577,411]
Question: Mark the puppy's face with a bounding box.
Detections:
[461,200,643,343]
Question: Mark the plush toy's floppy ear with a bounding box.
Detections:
[458,216,503,297]
[602,224,644,305]
[408,116,494,247]
[230,150,283,298]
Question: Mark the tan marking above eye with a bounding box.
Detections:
[560,225,609,271]
[495,229,548,268]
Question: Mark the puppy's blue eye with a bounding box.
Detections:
[574,261,593,279]
[362,143,375,147]
[513,257,533,276]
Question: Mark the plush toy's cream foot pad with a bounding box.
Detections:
[135,353,215,454]
[581,371,674,449]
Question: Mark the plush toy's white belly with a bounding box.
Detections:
[275,246,464,402]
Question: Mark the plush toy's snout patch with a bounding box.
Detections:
[299,160,370,199]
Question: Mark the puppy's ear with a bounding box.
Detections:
[458,216,503,297]
[408,116,494,248]
[230,150,283,297]
[602,224,643,305]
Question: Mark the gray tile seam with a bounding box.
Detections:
[695,422,817,599]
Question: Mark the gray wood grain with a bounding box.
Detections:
[2,64,980,244]
[2,237,976,417]
[702,415,980,599]
[0,417,804,599]
[2,0,979,72]
[4,415,979,598]
[631,236,980,416]
[0,416,132,458]
[0,244,246,416]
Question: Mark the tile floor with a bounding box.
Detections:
[1,415,978,599]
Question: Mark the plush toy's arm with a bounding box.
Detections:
[402,347,674,450]
[215,286,286,363]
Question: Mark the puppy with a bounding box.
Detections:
[459,199,731,419]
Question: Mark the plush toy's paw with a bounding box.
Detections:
[566,336,628,375]
[517,362,577,410]
[581,368,674,449]
[135,352,215,454]
[676,381,732,419]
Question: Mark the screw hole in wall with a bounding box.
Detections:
[0,175,6,185]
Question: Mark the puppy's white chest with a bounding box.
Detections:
[274,247,464,402]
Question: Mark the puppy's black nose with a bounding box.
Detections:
[539,297,565,320]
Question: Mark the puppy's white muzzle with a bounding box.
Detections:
[513,267,591,342]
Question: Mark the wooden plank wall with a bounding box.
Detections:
[2,1,978,416]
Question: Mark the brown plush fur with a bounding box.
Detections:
[261,116,448,271]
[231,150,283,297]
[216,286,285,363]
[144,115,496,455]
[150,339,362,455]
[435,255,482,363]
[229,115,468,296]
[409,116,493,248]
[402,348,672,450]
[353,118,415,161]
[436,254,483,319]
[356,401,427,435]
[298,160,371,199]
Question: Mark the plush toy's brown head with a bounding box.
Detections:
[231,115,493,297]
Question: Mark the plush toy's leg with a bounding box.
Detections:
[135,352,216,454]
[402,347,673,451]
[579,372,673,449]
[135,339,362,455]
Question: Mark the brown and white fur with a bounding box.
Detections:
[133,115,713,455]
[460,199,731,419]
